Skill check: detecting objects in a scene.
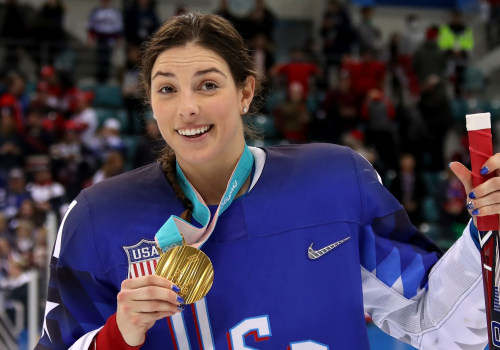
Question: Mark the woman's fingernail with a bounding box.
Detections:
[472,209,480,215]
[172,285,181,293]
[466,201,474,210]
[448,162,452,168]
[177,304,185,311]
[469,191,476,199]
[481,166,489,175]
[176,295,185,304]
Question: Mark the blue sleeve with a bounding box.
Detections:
[36,193,117,350]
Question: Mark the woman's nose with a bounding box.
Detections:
[178,91,199,118]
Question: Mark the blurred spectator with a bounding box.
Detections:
[32,65,62,113]
[0,0,29,72]
[312,69,357,143]
[87,0,124,83]
[356,6,383,58]
[26,166,66,214]
[0,71,30,134]
[438,10,474,98]
[389,153,425,225]
[90,118,127,162]
[413,26,452,169]
[14,219,34,255]
[484,0,500,48]
[0,109,24,176]
[360,89,398,172]
[22,107,56,157]
[32,0,66,70]
[50,119,95,200]
[273,82,311,143]
[9,198,46,233]
[90,150,125,185]
[436,163,469,238]
[341,48,386,104]
[400,14,425,56]
[123,0,160,47]
[0,213,10,238]
[120,44,143,135]
[250,34,275,82]
[133,118,166,168]
[244,0,276,42]
[0,236,17,278]
[0,168,31,221]
[214,0,242,29]
[69,91,98,149]
[0,255,31,329]
[271,48,321,100]
[413,26,448,89]
[320,0,354,80]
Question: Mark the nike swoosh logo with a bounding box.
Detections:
[308,237,351,260]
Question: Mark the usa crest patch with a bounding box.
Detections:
[123,239,161,279]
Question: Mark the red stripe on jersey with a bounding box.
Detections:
[226,331,233,350]
[139,262,146,276]
[191,304,203,350]
[166,317,179,350]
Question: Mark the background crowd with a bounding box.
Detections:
[0,0,498,348]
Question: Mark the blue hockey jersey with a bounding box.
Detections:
[36,143,487,350]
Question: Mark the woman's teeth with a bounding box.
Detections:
[177,125,210,136]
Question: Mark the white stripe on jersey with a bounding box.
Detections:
[54,200,77,258]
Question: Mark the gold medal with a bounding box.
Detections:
[155,245,214,304]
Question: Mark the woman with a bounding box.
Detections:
[37,13,494,350]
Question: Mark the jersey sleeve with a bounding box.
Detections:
[35,192,118,350]
[352,150,487,349]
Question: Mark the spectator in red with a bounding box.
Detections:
[341,48,386,104]
[0,72,29,134]
[271,48,321,100]
[273,81,311,143]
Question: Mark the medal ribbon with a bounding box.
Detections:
[155,144,254,251]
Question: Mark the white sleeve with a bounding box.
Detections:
[68,328,101,350]
[363,221,487,349]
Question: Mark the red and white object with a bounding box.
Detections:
[466,112,500,349]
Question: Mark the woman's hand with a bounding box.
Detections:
[116,275,184,346]
[450,153,500,226]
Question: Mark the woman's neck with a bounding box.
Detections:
[178,152,250,206]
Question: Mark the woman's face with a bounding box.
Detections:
[150,43,254,171]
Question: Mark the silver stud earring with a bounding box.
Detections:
[242,107,248,113]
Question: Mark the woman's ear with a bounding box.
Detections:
[240,76,256,110]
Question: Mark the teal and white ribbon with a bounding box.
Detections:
[155,144,254,250]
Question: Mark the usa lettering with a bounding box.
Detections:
[131,245,160,261]
[169,298,328,350]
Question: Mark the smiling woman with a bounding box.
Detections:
[36,12,499,350]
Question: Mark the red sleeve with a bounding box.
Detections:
[94,313,145,349]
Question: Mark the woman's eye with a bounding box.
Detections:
[159,86,174,94]
[201,82,218,91]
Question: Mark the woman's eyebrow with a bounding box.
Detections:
[152,68,227,81]
[194,68,227,78]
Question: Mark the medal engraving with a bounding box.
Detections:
[155,245,214,304]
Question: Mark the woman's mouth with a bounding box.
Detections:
[177,125,213,138]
